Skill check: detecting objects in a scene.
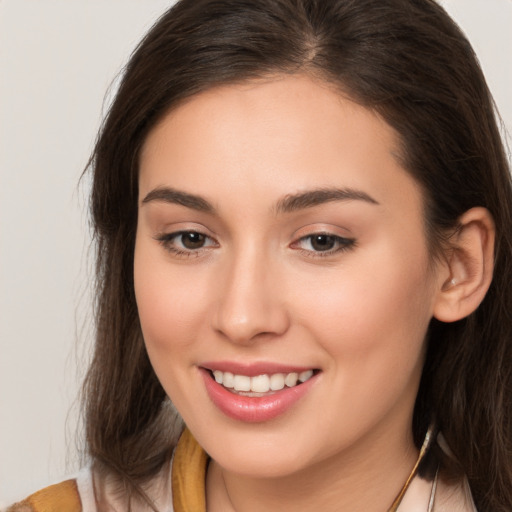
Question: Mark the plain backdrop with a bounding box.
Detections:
[0,0,511,505]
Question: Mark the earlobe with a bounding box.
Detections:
[433,207,495,323]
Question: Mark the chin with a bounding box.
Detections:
[213,446,311,479]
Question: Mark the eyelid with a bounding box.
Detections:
[153,221,217,242]
[291,222,353,238]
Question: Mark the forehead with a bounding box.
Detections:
[138,74,421,217]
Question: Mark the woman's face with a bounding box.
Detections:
[134,75,444,478]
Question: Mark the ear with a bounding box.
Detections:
[433,207,495,323]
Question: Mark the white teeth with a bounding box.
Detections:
[233,375,251,391]
[223,372,234,388]
[299,370,313,382]
[269,373,285,391]
[285,372,298,387]
[211,369,315,393]
[251,374,270,393]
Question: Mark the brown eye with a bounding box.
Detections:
[180,232,206,249]
[156,229,217,257]
[309,234,336,251]
[292,232,355,256]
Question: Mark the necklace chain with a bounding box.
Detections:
[388,424,436,512]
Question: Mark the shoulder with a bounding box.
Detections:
[5,480,81,512]
[5,468,96,512]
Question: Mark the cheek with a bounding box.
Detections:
[295,243,434,385]
[133,243,212,415]
[305,263,432,445]
[134,242,206,357]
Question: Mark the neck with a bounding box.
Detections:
[206,420,419,512]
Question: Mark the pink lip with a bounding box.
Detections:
[199,366,319,423]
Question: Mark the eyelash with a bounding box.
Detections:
[292,233,356,258]
[155,231,356,259]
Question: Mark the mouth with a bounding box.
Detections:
[199,364,321,422]
[207,368,318,397]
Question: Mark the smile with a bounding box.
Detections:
[200,365,320,422]
[212,369,314,395]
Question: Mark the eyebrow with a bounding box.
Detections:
[274,187,379,214]
[141,187,215,213]
[141,186,379,214]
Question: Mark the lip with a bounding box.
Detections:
[199,365,319,423]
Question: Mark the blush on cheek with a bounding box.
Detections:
[311,268,430,361]
[138,297,200,352]
[134,254,196,352]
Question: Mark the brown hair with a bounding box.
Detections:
[84,0,512,509]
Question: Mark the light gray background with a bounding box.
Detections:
[0,0,511,505]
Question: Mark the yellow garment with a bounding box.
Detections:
[172,428,209,512]
[6,429,207,512]
[7,479,81,512]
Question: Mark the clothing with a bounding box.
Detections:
[6,429,477,512]
[3,479,81,512]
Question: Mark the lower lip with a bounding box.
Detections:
[200,368,318,423]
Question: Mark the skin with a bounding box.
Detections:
[134,74,452,511]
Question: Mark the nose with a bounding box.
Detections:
[212,248,290,345]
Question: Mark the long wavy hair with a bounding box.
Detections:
[83,0,512,509]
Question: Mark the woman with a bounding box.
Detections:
[9,0,512,510]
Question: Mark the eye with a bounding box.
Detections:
[176,231,208,249]
[156,230,217,256]
[292,233,355,256]
[307,234,338,251]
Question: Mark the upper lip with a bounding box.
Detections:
[200,361,317,377]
